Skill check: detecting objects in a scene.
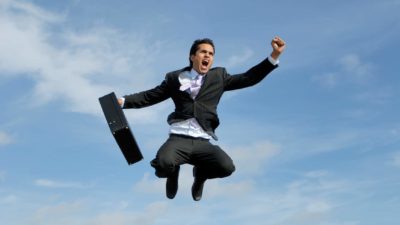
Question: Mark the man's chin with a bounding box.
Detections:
[193,66,210,75]
[200,67,210,74]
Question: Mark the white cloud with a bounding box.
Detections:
[86,201,168,225]
[245,172,348,225]
[31,200,86,225]
[133,172,164,194]
[188,169,351,225]
[223,48,254,68]
[0,170,5,182]
[30,199,169,225]
[3,168,355,225]
[313,72,338,88]
[390,128,400,138]
[0,0,60,74]
[313,53,374,88]
[352,88,393,105]
[0,0,167,123]
[306,200,332,213]
[390,152,400,168]
[0,131,13,145]
[203,178,254,199]
[227,141,280,175]
[287,171,347,195]
[305,170,330,178]
[284,129,366,158]
[339,54,374,83]
[34,179,90,189]
[0,194,18,204]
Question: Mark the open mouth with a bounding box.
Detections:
[201,60,209,67]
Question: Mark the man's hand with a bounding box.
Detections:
[118,98,124,106]
[270,36,286,61]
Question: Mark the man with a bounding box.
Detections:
[119,36,285,201]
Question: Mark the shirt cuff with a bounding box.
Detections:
[120,97,125,108]
[268,56,279,65]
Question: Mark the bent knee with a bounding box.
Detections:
[150,158,177,178]
[219,160,235,177]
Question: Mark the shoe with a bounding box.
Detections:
[192,176,206,201]
[192,177,206,201]
[166,167,180,199]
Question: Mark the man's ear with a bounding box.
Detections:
[190,54,195,62]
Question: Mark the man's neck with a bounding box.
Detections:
[191,68,206,76]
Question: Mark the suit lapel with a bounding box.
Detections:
[174,67,193,99]
[173,67,216,100]
[195,71,213,99]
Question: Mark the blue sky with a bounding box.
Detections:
[1,0,400,224]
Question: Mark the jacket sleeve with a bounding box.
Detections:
[223,57,278,91]
[123,78,170,109]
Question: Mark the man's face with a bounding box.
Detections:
[190,43,214,75]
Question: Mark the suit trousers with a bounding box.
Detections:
[150,134,235,179]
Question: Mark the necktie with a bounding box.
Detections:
[190,75,201,99]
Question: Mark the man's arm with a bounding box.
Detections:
[118,79,170,109]
[223,36,286,91]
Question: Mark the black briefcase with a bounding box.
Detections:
[99,92,143,165]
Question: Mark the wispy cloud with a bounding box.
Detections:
[314,72,338,88]
[390,152,400,168]
[0,0,166,123]
[349,89,395,110]
[30,199,169,225]
[231,171,351,225]
[339,54,374,83]
[287,171,347,195]
[131,168,353,225]
[223,48,254,68]
[133,172,164,194]
[4,168,358,225]
[85,201,168,225]
[34,179,90,189]
[203,178,255,199]
[0,194,17,204]
[227,141,280,175]
[313,53,374,88]
[0,131,13,145]
[0,170,6,182]
[32,200,86,225]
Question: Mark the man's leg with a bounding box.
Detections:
[191,140,236,201]
[150,135,191,199]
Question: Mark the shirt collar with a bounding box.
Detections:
[189,68,205,80]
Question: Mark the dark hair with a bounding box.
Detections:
[189,38,215,68]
